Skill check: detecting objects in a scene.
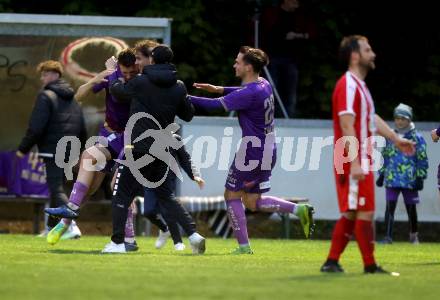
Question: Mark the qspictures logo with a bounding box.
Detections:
[54,113,386,188]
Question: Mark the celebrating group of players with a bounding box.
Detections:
[18,34,422,274]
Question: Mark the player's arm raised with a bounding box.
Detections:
[188,86,251,114]
[193,83,223,94]
[193,83,241,95]
[375,114,415,155]
[75,69,113,101]
[187,94,226,114]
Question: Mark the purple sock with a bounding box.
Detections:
[125,207,135,240]
[256,195,297,214]
[226,198,249,246]
[69,182,89,208]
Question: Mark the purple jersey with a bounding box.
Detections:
[188,78,276,193]
[220,78,276,165]
[92,68,131,132]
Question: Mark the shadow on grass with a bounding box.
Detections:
[46,249,150,255]
[286,273,364,281]
[46,249,105,255]
[403,261,440,266]
[46,249,228,257]
[171,253,229,257]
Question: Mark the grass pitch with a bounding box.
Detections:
[0,235,439,300]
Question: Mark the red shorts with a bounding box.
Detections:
[334,170,375,213]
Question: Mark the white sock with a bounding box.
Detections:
[124,237,135,243]
[67,203,79,211]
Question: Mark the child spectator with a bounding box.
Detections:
[376,103,428,244]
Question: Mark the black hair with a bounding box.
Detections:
[117,48,136,67]
[151,45,174,64]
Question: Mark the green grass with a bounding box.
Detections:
[0,235,439,300]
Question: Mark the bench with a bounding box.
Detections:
[0,195,309,238]
[0,195,49,234]
[0,195,115,234]
[135,196,309,239]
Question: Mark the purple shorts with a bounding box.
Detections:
[97,126,124,173]
[385,187,419,205]
[225,154,276,194]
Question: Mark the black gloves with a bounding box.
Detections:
[376,174,423,190]
[376,173,384,187]
[414,177,424,191]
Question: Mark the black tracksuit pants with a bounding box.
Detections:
[111,152,196,244]
[43,158,69,228]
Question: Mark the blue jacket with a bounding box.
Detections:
[379,127,428,189]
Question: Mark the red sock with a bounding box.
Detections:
[328,216,355,261]
[355,219,376,266]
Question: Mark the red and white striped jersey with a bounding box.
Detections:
[332,71,376,172]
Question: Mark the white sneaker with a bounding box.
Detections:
[101,241,127,254]
[155,230,171,249]
[188,232,206,254]
[174,243,186,251]
[37,227,51,238]
[60,220,82,240]
[410,232,420,245]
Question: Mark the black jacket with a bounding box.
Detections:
[110,64,194,153]
[18,79,87,156]
[172,134,200,181]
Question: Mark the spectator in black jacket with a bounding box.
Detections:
[260,0,315,118]
[102,45,206,254]
[110,45,194,153]
[17,60,86,235]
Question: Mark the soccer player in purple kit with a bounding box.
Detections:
[188,46,315,254]
[45,43,160,248]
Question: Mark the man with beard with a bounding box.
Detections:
[321,35,415,274]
